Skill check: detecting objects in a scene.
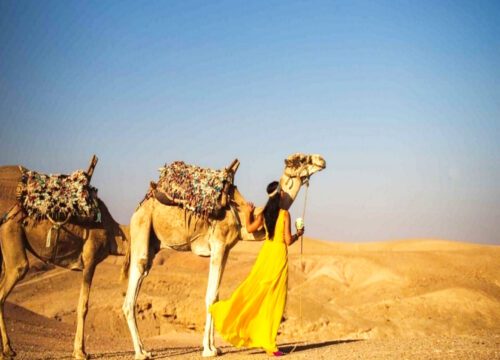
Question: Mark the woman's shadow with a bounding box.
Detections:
[89,339,362,358]
[279,339,361,353]
[226,339,362,355]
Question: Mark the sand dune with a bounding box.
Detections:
[5,237,500,359]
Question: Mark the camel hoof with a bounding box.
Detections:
[3,347,16,358]
[135,350,152,360]
[72,349,89,360]
[202,347,221,357]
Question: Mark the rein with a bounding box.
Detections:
[0,205,17,227]
[289,175,310,354]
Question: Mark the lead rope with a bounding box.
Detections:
[0,205,18,227]
[288,178,310,354]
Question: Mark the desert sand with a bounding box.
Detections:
[5,237,500,359]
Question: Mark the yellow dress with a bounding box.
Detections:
[209,209,288,352]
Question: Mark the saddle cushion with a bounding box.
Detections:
[16,169,101,222]
[150,161,230,217]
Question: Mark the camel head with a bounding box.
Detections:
[228,153,325,241]
[279,153,326,210]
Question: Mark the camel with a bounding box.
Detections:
[121,153,326,359]
[0,162,128,360]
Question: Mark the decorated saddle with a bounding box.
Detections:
[15,169,101,223]
[145,160,239,218]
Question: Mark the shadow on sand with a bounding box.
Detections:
[223,339,362,356]
[89,339,362,359]
[279,339,362,353]
[89,346,202,359]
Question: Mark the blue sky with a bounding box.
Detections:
[1,0,499,243]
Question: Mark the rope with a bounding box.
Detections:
[0,205,23,227]
[300,178,309,259]
[300,179,309,318]
[0,205,16,227]
[288,177,310,354]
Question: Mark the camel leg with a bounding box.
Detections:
[0,217,29,359]
[202,240,228,357]
[72,243,98,360]
[122,209,152,360]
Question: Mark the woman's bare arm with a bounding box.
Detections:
[245,202,263,233]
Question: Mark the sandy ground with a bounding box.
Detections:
[5,238,500,359]
[8,304,500,360]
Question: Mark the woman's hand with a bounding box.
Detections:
[290,228,305,244]
[245,202,255,214]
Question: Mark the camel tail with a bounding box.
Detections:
[120,239,131,282]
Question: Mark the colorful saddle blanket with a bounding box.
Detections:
[16,169,101,222]
[149,161,231,217]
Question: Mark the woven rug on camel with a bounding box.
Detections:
[16,169,101,223]
[147,161,231,218]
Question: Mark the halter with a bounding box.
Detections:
[284,161,311,190]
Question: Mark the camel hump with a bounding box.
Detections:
[0,165,25,217]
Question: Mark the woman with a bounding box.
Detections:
[209,181,304,356]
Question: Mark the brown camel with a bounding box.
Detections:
[121,153,326,359]
[0,164,128,360]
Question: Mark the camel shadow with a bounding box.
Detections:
[88,346,201,359]
[87,339,362,359]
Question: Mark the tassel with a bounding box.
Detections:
[46,227,52,247]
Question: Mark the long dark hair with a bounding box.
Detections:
[263,181,281,239]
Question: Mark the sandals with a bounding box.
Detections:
[267,350,285,357]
